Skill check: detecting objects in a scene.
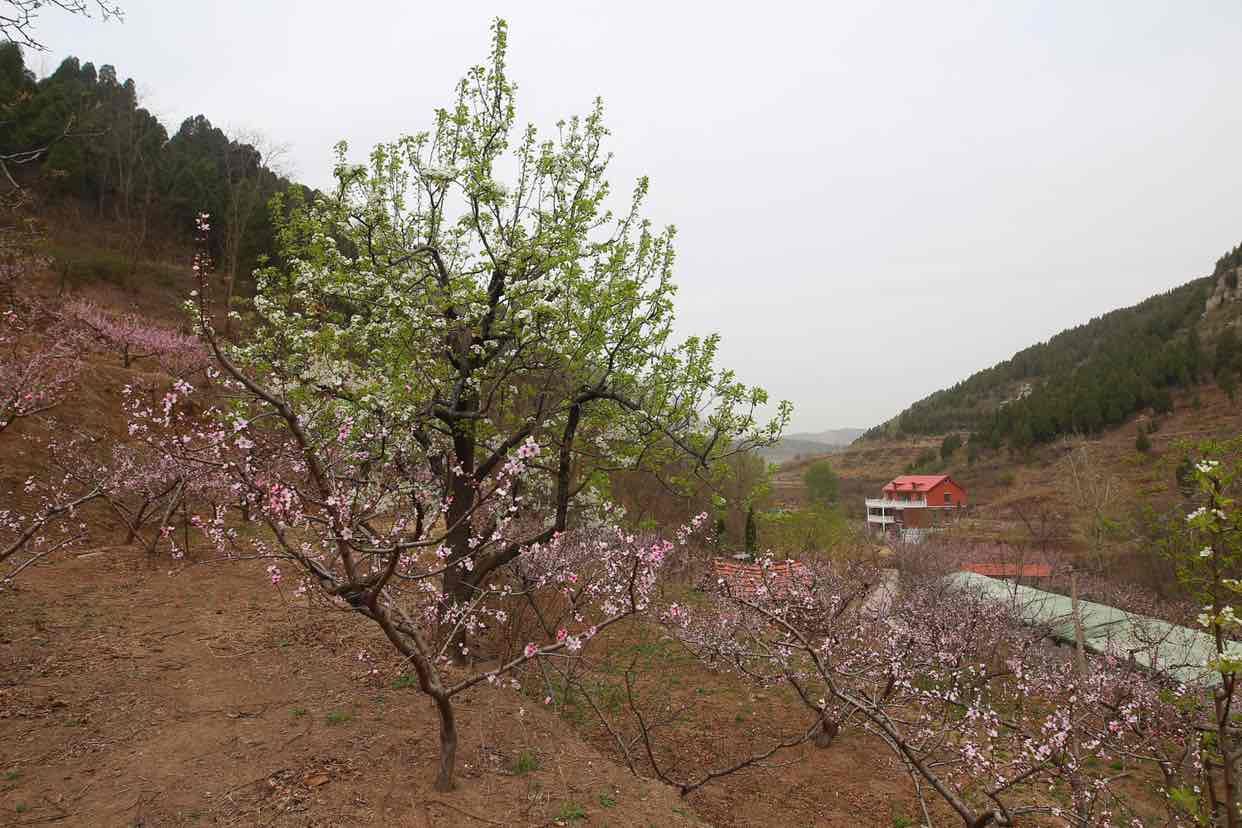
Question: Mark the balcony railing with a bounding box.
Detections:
[865,497,928,509]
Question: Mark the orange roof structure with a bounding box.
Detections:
[883,474,952,492]
[710,558,811,599]
[963,563,1052,579]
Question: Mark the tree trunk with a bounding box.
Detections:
[222,266,236,338]
[124,498,151,544]
[1216,686,1240,828]
[432,694,458,792]
[1071,568,1087,676]
[442,405,478,664]
[813,714,838,748]
[148,481,184,556]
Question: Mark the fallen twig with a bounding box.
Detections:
[426,798,506,825]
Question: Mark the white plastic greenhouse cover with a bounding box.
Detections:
[946,571,1242,686]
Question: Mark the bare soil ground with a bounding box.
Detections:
[0,548,699,827]
[557,619,952,828]
[0,544,955,827]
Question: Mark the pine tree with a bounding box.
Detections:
[940,433,962,461]
[1188,325,1204,382]
[1221,368,1238,402]
[744,505,757,557]
[1217,327,1240,378]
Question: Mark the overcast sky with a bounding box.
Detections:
[30,1,1242,433]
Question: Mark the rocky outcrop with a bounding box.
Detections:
[1206,265,1241,315]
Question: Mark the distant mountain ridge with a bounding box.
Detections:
[758,427,865,464]
[791,428,867,446]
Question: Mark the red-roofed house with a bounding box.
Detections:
[866,474,966,536]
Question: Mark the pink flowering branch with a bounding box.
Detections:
[0,429,118,584]
[66,298,209,377]
[0,237,112,578]
[0,305,80,435]
[662,554,1203,825]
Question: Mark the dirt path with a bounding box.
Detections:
[861,569,898,617]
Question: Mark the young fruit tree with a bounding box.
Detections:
[0,243,79,436]
[663,553,1204,826]
[0,430,113,581]
[181,20,785,791]
[1,214,220,579]
[67,298,208,376]
[1168,437,1242,826]
[0,228,107,581]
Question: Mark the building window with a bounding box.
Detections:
[944,492,952,503]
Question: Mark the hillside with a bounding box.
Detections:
[863,242,1242,452]
[772,377,1242,602]
[0,41,298,320]
[0,217,951,828]
[776,243,1242,580]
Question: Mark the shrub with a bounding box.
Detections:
[511,751,540,775]
[802,460,839,505]
[905,448,940,474]
[557,802,586,821]
[1221,368,1238,402]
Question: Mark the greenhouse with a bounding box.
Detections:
[946,571,1242,686]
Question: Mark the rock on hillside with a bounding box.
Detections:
[1205,264,1241,315]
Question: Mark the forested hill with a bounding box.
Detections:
[0,42,299,299]
[863,241,1242,451]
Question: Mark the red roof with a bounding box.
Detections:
[963,563,1052,578]
[883,474,951,492]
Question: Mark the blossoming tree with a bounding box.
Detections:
[661,553,1203,825]
[1170,438,1242,826]
[0,245,78,435]
[67,298,208,376]
[171,266,701,789]
[217,19,786,660]
[0,221,213,579]
[172,19,780,791]
[0,227,101,580]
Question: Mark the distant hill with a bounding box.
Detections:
[863,240,1242,452]
[794,428,866,446]
[757,427,864,464]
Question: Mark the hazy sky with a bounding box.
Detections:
[30,1,1242,433]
